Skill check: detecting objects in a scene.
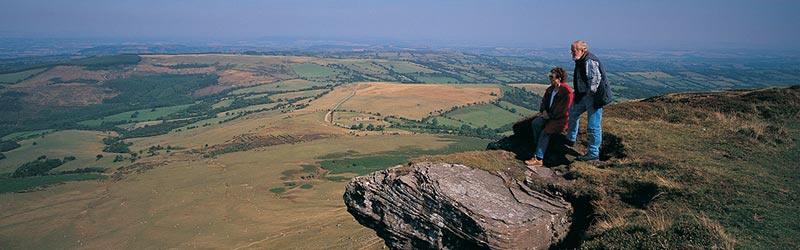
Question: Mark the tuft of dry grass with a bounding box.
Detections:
[696,213,736,250]
[594,205,630,232]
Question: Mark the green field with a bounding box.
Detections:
[231,79,330,95]
[344,62,389,75]
[79,104,192,126]
[67,54,141,68]
[0,130,123,172]
[318,136,490,175]
[379,61,434,74]
[0,174,106,193]
[211,98,235,109]
[320,155,408,175]
[271,89,326,101]
[497,101,536,115]
[220,103,280,117]
[243,93,271,100]
[415,76,460,83]
[445,103,523,129]
[1,129,57,142]
[429,116,472,128]
[292,63,339,78]
[0,68,48,84]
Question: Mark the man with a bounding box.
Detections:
[566,40,611,161]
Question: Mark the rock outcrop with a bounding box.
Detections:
[344,162,572,249]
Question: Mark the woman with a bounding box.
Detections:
[525,67,574,167]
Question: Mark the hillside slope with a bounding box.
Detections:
[346,85,800,249]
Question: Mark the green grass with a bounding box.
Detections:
[0,174,106,193]
[220,103,280,117]
[0,68,48,84]
[445,103,523,129]
[243,93,271,100]
[212,99,235,109]
[1,129,56,142]
[379,61,434,74]
[344,62,388,75]
[271,89,326,101]
[268,187,286,194]
[497,101,536,115]
[415,76,460,83]
[318,136,490,175]
[300,183,313,189]
[230,79,330,95]
[428,116,472,128]
[78,104,192,127]
[320,155,408,175]
[324,176,350,182]
[291,63,339,78]
[67,55,141,68]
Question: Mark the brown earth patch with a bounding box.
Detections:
[12,66,108,88]
[218,69,278,86]
[112,161,168,181]
[18,84,116,106]
[205,133,333,157]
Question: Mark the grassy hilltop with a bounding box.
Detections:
[418,86,800,249]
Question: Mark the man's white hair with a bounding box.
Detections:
[573,40,589,52]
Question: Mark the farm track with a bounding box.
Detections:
[324,85,357,124]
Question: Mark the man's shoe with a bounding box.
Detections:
[565,140,576,147]
[576,154,599,162]
[524,158,543,167]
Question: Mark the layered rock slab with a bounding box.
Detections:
[344,162,572,250]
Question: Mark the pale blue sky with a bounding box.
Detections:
[1,0,797,49]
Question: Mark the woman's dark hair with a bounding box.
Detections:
[550,67,568,82]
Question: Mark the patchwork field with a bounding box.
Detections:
[231,79,330,95]
[3,52,795,249]
[79,104,192,126]
[0,130,125,173]
[0,68,48,84]
[335,82,500,120]
[444,103,524,129]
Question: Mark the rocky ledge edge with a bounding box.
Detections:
[343,162,573,250]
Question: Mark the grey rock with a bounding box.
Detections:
[344,162,572,250]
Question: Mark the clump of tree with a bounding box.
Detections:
[56,167,106,175]
[11,156,67,178]
[499,86,541,110]
[351,123,386,131]
[0,140,21,152]
[124,118,198,138]
[102,136,131,153]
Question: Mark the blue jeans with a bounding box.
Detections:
[530,116,551,159]
[566,94,603,158]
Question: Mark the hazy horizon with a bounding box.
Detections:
[1,0,799,50]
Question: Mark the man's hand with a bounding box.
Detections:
[542,111,550,119]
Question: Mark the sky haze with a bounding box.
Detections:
[1,0,798,50]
